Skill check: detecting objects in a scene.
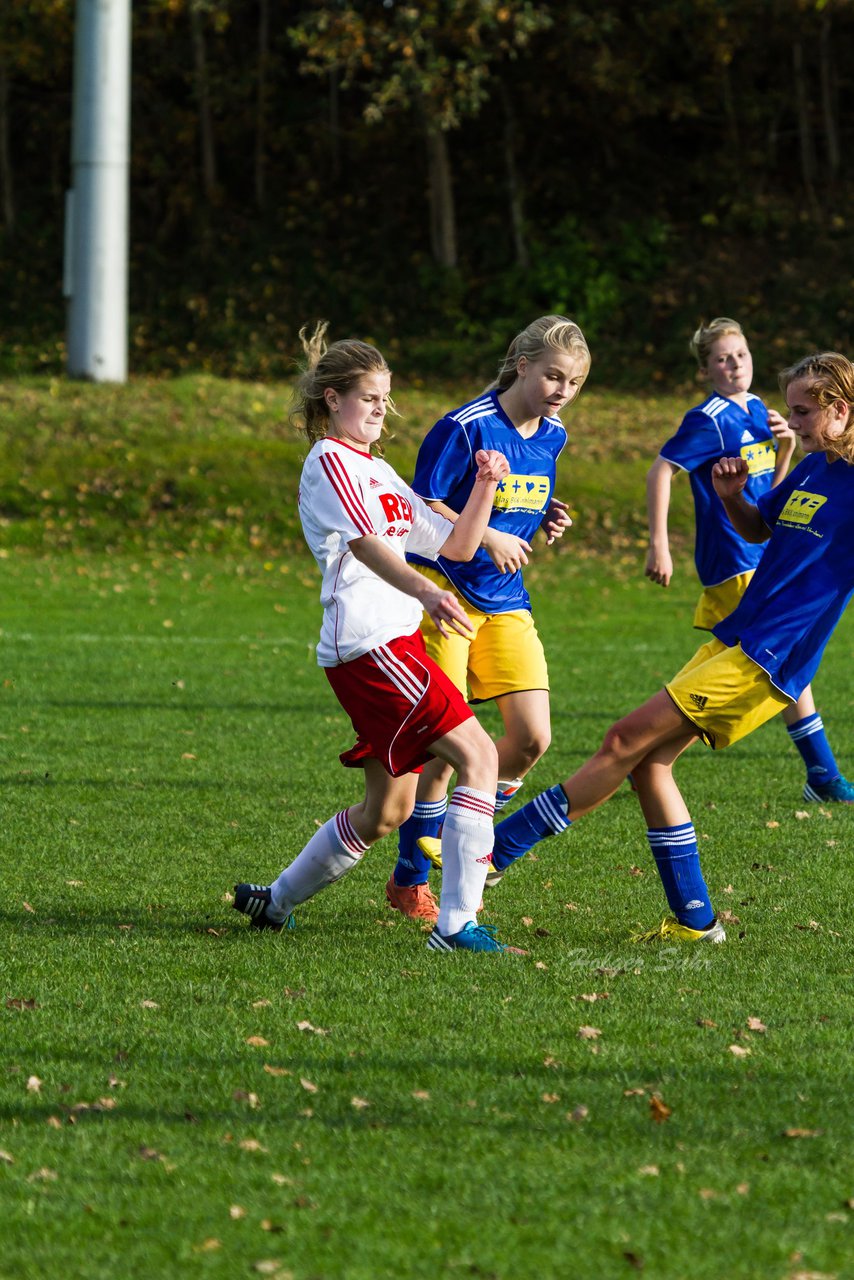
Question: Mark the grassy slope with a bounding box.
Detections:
[0,374,722,555]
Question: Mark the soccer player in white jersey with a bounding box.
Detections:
[644,318,853,804]
[386,317,590,922]
[232,322,517,952]
[489,351,854,943]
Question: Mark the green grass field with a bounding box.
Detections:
[2,378,853,1279]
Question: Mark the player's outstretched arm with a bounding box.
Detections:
[645,455,678,587]
[711,457,771,543]
[440,449,509,562]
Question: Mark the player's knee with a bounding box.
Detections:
[458,727,499,779]
[599,720,638,767]
[515,726,551,769]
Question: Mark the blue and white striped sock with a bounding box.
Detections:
[491,784,571,871]
[646,823,714,930]
[786,713,841,788]
[393,797,447,886]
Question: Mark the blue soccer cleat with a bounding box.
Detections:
[232,883,294,932]
[803,775,854,804]
[426,921,509,953]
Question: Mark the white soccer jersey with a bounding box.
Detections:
[298,438,454,666]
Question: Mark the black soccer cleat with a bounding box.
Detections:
[232,883,292,932]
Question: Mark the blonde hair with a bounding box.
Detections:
[690,317,745,368]
[486,314,590,393]
[779,351,854,464]
[291,320,395,450]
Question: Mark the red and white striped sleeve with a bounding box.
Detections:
[311,446,376,540]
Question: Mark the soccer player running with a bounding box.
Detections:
[232,323,517,953]
[645,318,853,803]
[486,352,854,943]
[384,316,590,924]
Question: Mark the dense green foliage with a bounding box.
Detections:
[1,1,853,383]
[2,553,853,1279]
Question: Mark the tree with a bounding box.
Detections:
[288,1,551,268]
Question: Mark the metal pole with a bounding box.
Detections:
[65,0,131,382]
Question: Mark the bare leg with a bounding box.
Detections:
[781,684,815,727]
[629,731,700,829]
[563,690,696,820]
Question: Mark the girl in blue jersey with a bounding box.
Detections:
[645,318,853,804]
[385,315,590,922]
[486,351,854,944]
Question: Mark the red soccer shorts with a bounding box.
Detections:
[325,630,475,777]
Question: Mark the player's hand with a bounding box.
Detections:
[712,455,750,498]
[473,449,510,483]
[767,408,795,446]
[422,586,473,638]
[481,528,531,573]
[542,497,573,545]
[644,546,673,588]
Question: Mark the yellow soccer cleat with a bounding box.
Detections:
[416,835,443,870]
[631,915,726,944]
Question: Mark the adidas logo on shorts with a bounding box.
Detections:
[688,692,708,710]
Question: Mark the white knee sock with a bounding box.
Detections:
[269,809,369,918]
[436,786,495,936]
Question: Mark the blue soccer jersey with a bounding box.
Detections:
[407,391,567,613]
[660,392,779,587]
[714,454,854,700]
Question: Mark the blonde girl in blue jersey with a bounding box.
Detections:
[487,350,854,943]
[386,315,590,922]
[645,318,853,804]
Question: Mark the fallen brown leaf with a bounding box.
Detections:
[238,1138,268,1153]
[577,1025,602,1040]
[245,1036,270,1047]
[782,1128,823,1139]
[649,1095,672,1124]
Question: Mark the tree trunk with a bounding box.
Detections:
[425,123,457,269]
[819,14,839,183]
[0,58,14,233]
[329,67,341,181]
[190,0,218,201]
[498,79,529,270]
[254,0,270,210]
[792,40,820,219]
[721,61,740,157]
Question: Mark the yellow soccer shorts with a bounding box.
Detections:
[415,564,549,703]
[666,636,791,750]
[693,571,755,630]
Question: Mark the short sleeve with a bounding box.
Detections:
[412,416,475,500]
[659,409,725,473]
[305,450,376,542]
